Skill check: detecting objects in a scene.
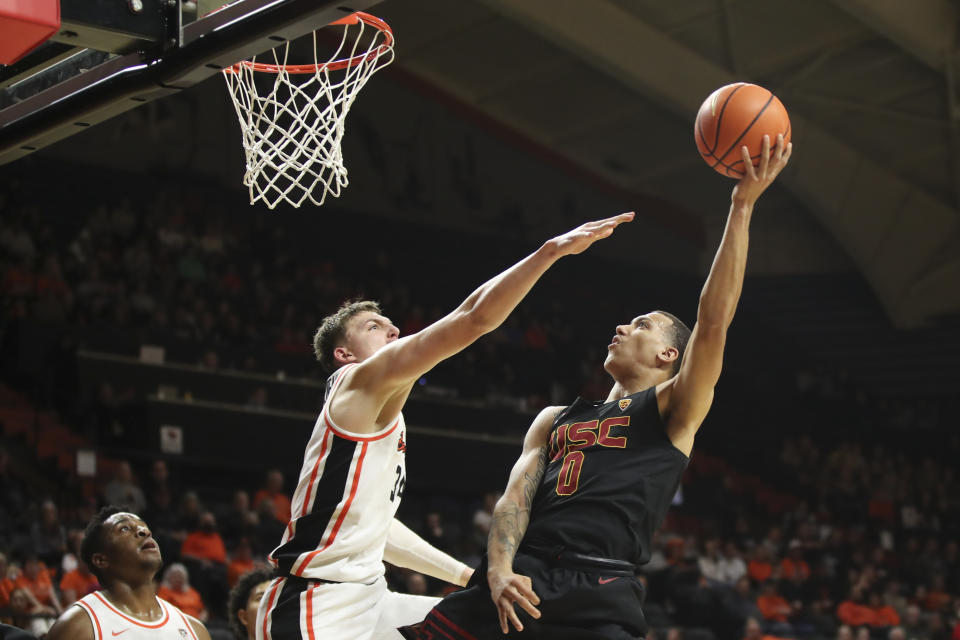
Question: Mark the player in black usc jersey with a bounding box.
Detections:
[399,135,792,639]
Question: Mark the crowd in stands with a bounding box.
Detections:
[1,169,958,639]
[1,426,958,639]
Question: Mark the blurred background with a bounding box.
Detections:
[0,0,958,638]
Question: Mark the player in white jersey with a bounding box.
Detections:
[46,507,211,640]
[256,212,635,640]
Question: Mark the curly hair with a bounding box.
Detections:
[227,567,276,639]
[80,505,124,584]
[312,299,382,373]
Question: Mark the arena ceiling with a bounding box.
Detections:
[371,0,960,328]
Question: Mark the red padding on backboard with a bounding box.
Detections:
[0,0,61,66]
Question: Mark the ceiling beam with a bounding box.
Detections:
[826,0,957,72]
[476,0,960,326]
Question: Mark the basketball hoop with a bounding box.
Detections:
[222,11,394,209]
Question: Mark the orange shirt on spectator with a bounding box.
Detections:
[157,585,205,619]
[872,605,900,627]
[181,531,227,565]
[0,576,14,608]
[780,557,810,581]
[227,557,255,587]
[748,560,772,583]
[59,570,100,601]
[757,594,792,622]
[14,564,54,606]
[837,601,875,627]
[924,590,951,613]
[253,490,292,524]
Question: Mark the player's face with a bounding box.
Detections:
[339,311,400,363]
[240,580,272,639]
[604,312,675,374]
[95,512,163,579]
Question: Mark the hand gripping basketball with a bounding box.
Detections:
[731,134,792,207]
[488,568,541,633]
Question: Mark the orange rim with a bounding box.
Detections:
[224,11,392,75]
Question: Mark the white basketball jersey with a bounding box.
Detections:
[269,363,407,583]
[74,591,198,640]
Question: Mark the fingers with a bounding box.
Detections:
[741,145,757,182]
[497,602,509,634]
[758,134,771,178]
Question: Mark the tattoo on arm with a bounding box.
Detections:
[488,445,549,566]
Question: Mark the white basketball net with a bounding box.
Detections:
[222,13,394,209]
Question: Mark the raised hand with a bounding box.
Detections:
[488,567,541,633]
[547,212,634,257]
[731,134,792,207]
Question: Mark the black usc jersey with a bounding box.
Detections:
[522,386,689,566]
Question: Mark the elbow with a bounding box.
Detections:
[457,306,498,337]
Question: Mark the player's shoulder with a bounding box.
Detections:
[45,603,94,640]
[184,613,212,640]
[160,598,212,640]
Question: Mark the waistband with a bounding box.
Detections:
[523,545,637,577]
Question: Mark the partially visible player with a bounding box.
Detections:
[228,568,274,640]
[45,506,211,640]
[257,213,634,640]
[401,136,792,639]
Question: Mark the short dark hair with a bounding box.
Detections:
[312,300,382,373]
[654,310,691,376]
[228,567,276,639]
[80,506,124,584]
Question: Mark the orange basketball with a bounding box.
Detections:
[694,83,791,179]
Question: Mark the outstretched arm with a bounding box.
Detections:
[664,135,792,454]
[486,406,557,634]
[384,519,473,586]
[347,213,633,396]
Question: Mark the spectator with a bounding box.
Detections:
[421,512,454,555]
[227,568,274,640]
[743,616,789,640]
[219,490,256,550]
[181,512,227,567]
[902,604,930,640]
[180,511,228,619]
[471,492,498,542]
[58,559,99,606]
[757,581,793,633]
[101,461,146,513]
[872,591,902,628]
[252,470,291,525]
[718,541,748,586]
[177,490,203,536]
[13,555,61,616]
[252,498,284,558]
[699,538,725,584]
[749,546,774,585]
[156,563,207,622]
[0,551,15,611]
[781,539,810,582]
[6,587,55,636]
[924,576,951,614]
[227,538,257,588]
[28,499,67,569]
[838,588,876,628]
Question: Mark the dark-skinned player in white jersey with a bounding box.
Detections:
[401,135,793,640]
[256,212,634,640]
[45,506,211,640]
